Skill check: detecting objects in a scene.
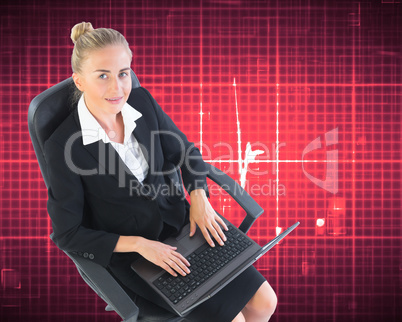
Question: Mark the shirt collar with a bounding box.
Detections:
[77,94,142,146]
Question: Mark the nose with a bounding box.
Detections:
[110,75,121,92]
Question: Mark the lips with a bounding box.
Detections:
[105,97,123,104]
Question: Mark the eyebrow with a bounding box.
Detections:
[93,67,131,73]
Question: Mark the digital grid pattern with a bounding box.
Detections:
[0,0,401,321]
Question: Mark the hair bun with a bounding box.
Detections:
[70,22,94,44]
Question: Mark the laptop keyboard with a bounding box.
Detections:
[152,225,253,305]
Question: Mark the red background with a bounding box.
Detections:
[0,0,401,321]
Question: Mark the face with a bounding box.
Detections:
[72,45,132,118]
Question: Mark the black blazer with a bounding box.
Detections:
[44,87,209,268]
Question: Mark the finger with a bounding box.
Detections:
[209,221,225,246]
[215,215,229,231]
[211,220,227,245]
[172,251,191,267]
[200,226,215,247]
[189,218,196,237]
[213,217,227,240]
[167,258,188,276]
[171,256,191,275]
[162,263,178,277]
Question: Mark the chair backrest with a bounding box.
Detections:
[28,70,141,188]
[28,70,143,322]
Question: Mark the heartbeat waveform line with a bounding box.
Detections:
[275,83,280,233]
[198,79,339,236]
[234,78,243,185]
[199,82,204,155]
[4,159,394,163]
[199,79,265,189]
[201,160,340,163]
[233,78,265,188]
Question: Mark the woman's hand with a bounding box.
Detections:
[136,238,191,277]
[189,189,228,247]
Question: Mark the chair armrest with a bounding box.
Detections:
[204,163,264,233]
[50,234,139,322]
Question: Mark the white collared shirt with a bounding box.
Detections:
[77,94,149,183]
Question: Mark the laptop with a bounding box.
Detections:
[131,216,299,317]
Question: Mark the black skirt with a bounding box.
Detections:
[108,250,266,322]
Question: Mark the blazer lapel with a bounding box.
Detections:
[71,109,134,189]
[71,107,155,193]
[132,116,151,166]
[132,116,158,190]
[130,100,159,188]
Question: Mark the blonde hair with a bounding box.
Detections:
[70,22,133,103]
[71,21,132,73]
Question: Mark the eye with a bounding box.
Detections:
[119,72,128,77]
[99,74,107,79]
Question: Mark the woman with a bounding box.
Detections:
[45,21,277,321]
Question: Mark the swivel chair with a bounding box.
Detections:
[28,70,264,321]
